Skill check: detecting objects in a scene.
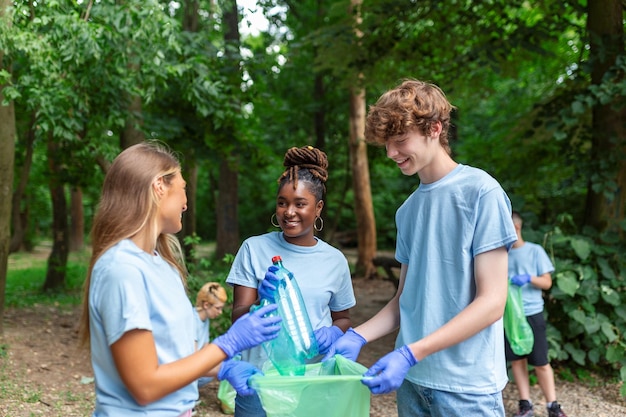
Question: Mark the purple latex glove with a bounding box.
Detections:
[213,303,281,358]
[217,359,263,396]
[322,327,367,361]
[362,345,418,394]
[510,273,531,286]
[314,326,344,355]
[258,266,280,302]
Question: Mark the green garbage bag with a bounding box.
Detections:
[504,283,534,355]
[250,355,370,417]
[217,379,236,415]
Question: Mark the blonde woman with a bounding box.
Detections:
[79,141,280,417]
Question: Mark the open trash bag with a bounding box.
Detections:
[249,355,370,417]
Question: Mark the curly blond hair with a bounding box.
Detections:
[196,282,227,307]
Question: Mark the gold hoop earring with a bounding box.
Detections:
[314,216,324,232]
[271,213,280,228]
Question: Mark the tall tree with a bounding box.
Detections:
[179,0,201,263]
[214,0,242,259]
[44,136,69,291]
[9,114,35,253]
[584,0,625,233]
[348,0,376,278]
[0,0,17,333]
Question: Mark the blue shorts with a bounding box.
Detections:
[397,380,504,417]
[504,311,549,366]
[234,392,266,417]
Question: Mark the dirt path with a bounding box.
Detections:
[1,276,625,416]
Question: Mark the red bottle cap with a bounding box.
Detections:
[272,255,282,263]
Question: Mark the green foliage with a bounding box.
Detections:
[183,236,234,337]
[541,214,626,394]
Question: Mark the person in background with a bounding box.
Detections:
[506,211,568,417]
[325,79,517,417]
[194,282,228,355]
[226,145,357,417]
[78,141,281,417]
[193,282,228,414]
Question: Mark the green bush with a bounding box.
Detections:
[184,236,234,337]
[542,214,626,396]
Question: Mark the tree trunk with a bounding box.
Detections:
[313,73,326,151]
[215,157,240,259]
[214,0,241,259]
[183,0,199,32]
[43,137,69,292]
[313,72,326,240]
[178,0,201,264]
[120,95,144,149]
[584,0,625,233]
[181,152,198,264]
[0,0,17,332]
[9,114,35,253]
[69,187,84,252]
[348,0,377,279]
[349,85,377,279]
[119,0,145,150]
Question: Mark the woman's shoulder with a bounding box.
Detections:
[240,231,281,249]
[313,238,348,258]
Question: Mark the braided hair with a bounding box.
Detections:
[277,146,328,201]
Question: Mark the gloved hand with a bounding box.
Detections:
[217,359,263,396]
[258,266,280,302]
[314,326,344,355]
[213,303,281,358]
[322,327,367,361]
[510,273,531,286]
[362,345,418,394]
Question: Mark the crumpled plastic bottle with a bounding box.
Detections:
[258,256,319,376]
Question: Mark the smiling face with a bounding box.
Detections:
[158,171,188,235]
[385,123,451,184]
[386,130,436,176]
[276,181,323,246]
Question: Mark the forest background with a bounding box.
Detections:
[0,0,625,397]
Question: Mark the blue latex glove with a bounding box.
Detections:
[322,327,367,361]
[314,326,344,355]
[362,345,418,394]
[510,273,531,286]
[213,303,281,358]
[217,359,263,396]
[258,266,280,302]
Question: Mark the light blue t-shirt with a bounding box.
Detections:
[508,242,554,316]
[193,308,210,348]
[226,231,356,369]
[89,239,197,416]
[395,164,517,394]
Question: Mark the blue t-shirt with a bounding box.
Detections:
[193,308,210,348]
[226,231,356,369]
[89,239,197,416]
[395,164,517,394]
[508,242,554,316]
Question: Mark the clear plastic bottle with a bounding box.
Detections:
[259,256,319,376]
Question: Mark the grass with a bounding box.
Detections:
[5,242,234,331]
[6,248,90,308]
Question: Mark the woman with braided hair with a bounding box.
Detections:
[226,145,356,417]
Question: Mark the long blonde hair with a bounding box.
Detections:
[79,141,188,347]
